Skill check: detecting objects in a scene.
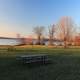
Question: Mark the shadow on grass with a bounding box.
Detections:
[16,61,54,69]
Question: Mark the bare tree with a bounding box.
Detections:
[48,24,55,45]
[56,17,76,48]
[16,34,26,45]
[33,26,45,45]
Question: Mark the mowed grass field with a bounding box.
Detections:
[0,45,80,80]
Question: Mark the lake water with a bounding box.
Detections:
[0,38,64,46]
[0,39,21,45]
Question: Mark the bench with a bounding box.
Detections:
[16,54,50,64]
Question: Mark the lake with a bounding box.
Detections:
[0,38,21,45]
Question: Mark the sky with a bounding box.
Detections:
[0,0,80,37]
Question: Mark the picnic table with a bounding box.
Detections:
[16,54,51,64]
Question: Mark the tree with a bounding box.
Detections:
[56,16,76,48]
[16,34,26,45]
[48,24,55,45]
[33,26,45,45]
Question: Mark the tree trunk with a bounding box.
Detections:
[64,37,68,48]
[49,36,53,46]
[37,35,41,45]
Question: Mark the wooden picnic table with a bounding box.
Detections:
[16,54,50,64]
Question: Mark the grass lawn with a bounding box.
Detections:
[0,46,80,80]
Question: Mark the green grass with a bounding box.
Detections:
[0,47,80,80]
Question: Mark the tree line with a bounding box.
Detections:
[33,17,77,48]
